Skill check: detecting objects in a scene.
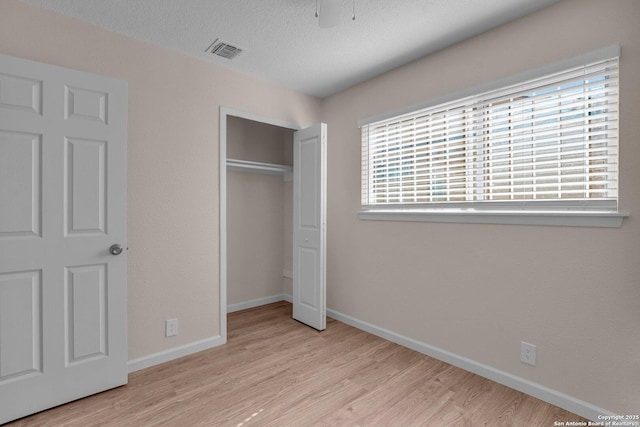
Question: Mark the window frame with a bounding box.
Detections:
[358,45,628,227]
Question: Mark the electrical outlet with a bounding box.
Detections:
[165,318,178,337]
[521,341,536,366]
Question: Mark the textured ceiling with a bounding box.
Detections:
[21,0,560,97]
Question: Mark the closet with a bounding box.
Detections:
[226,116,294,309]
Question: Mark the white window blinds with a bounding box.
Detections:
[361,54,619,211]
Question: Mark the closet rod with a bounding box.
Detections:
[227,158,293,181]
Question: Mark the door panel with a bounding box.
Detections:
[298,248,318,308]
[66,264,108,363]
[0,270,42,380]
[0,53,127,424]
[293,123,326,331]
[299,141,319,228]
[65,137,107,235]
[0,72,42,114]
[0,131,41,237]
[65,86,108,124]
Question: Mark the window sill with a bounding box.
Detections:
[358,209,629,228]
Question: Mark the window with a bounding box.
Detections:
[359,46,627,227]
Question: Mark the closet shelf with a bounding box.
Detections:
[227,158,293,181]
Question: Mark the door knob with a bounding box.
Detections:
[109,244,124,256]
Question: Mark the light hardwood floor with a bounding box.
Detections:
[8,301,587,426]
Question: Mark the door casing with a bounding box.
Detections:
[219,108,326,338]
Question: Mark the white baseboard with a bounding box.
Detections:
[326,308,614,422]
[127,335,225,373]
[128,297,613,421]
[228,294,289,313]
[128,295,290,373]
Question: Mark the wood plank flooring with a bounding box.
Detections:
[7,302,588,426]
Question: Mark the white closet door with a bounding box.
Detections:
[292,123,326,331]
[0,53,128,424]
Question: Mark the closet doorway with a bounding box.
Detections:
[219,108,326,340]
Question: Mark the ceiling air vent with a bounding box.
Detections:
[205,38,243,60]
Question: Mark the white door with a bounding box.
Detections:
[0,53,128,424]
[293,123,326,331]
